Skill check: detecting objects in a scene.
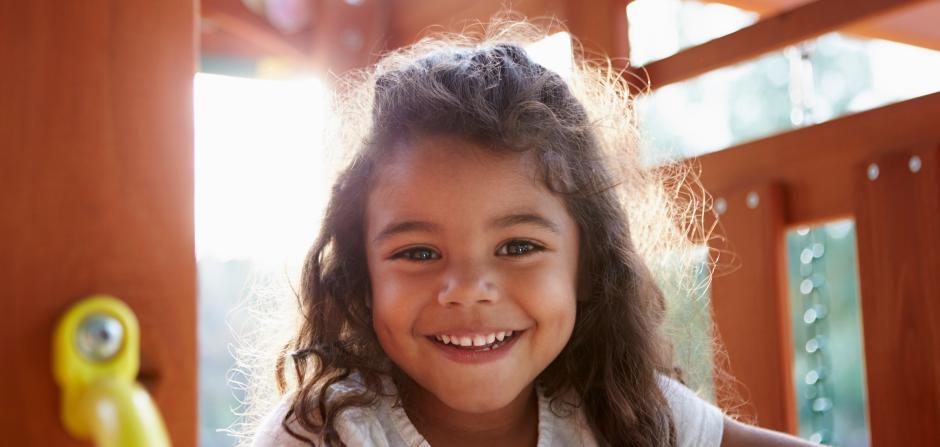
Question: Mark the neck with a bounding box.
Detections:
[400,379,539,447]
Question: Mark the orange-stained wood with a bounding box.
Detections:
[563,0,630,64]
[386,0,559,49]
[708,184,798,433]
[691,91,940,226]
[854,145,940,445]
[202,0,310,62]
[712,0,940,52]
[308,0,389,76]
[0,0,197,445]
[632,0,930,92]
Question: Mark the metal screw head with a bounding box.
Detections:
[715,197,727,215]
[342,29,364,50]
[867,163,880,181]
[76,313,124,362]
[909,155,922,173]
[746,191,759,209]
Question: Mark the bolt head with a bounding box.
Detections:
[715,197,727,215]
[76,313,124,362]
[746,191,759,209]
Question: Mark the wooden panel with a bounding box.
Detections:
[690,91,940,225]
[563,0,630,63]
[201,0,310,62]
[854,145,940,445]
[713,0,940,51]
[632,0,929,91]
[709,184,797,433]
[0,0,197,445]
[308,0,389,75]
[387,0,559,49]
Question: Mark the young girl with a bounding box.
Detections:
[250,21,817,447]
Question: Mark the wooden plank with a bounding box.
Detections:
[690,91,940,225]
[854,145,940,445]
[308,0,390,76]
[712,0,940,51]
[632,0,929,91]
[201,0,310,62]
[563,0,631,63]
[709,184,798,433]
[0,0,197,445]
[387,0,557,49]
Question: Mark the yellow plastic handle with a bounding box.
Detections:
[53,295,171,447]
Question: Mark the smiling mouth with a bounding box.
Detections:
[427,330,523,352]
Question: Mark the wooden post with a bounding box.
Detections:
[709,184,798,433]
[854,145,940,445]
[563,0,631,65]
[0,0,197,445]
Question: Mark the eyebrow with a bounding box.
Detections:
[372,220,441,244]
[489,213,561,234]
[372,212,560,244]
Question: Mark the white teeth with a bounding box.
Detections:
[436,332,517,347]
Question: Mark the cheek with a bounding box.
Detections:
[510,259,578,332]
[368,264,431,342]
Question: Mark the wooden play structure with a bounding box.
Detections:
[2,0,937,445]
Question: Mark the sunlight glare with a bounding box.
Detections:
[194,73,331,269]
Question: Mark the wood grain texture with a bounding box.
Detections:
[386,0,559,49]
[709,184,798,433]
[692,91,940,225]
[854,144,940,445]
[563,0,630,63]
[0,0,197,445]
[632,0,930,91]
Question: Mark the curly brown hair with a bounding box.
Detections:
[271,19,713,447]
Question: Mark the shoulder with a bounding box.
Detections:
[250,390,315,447]
[657,375,725,447]
[250,378,390,447]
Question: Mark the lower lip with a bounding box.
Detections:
[427,332,524,364]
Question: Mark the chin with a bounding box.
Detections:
[432,381,525,414]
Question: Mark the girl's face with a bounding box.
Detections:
[365,135,579,415]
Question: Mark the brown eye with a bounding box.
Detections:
[392,247,440,261]
[496,240,544,257]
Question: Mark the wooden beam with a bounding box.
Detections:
[854,144,940,445]
[308,0,390,76]
[632,0,930,92]
[563,0,631,64]
[709,184,797,433]
[386,0,559,49]
[0,0,197,445]
[690,91,940,225]
[201,0,310,62]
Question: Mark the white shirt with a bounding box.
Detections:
[252,375,724,447]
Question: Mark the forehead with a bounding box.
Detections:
[365,135,567,226]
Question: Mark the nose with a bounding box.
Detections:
[437,259,498,306]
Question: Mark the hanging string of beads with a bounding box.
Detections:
[795,226,836,444]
